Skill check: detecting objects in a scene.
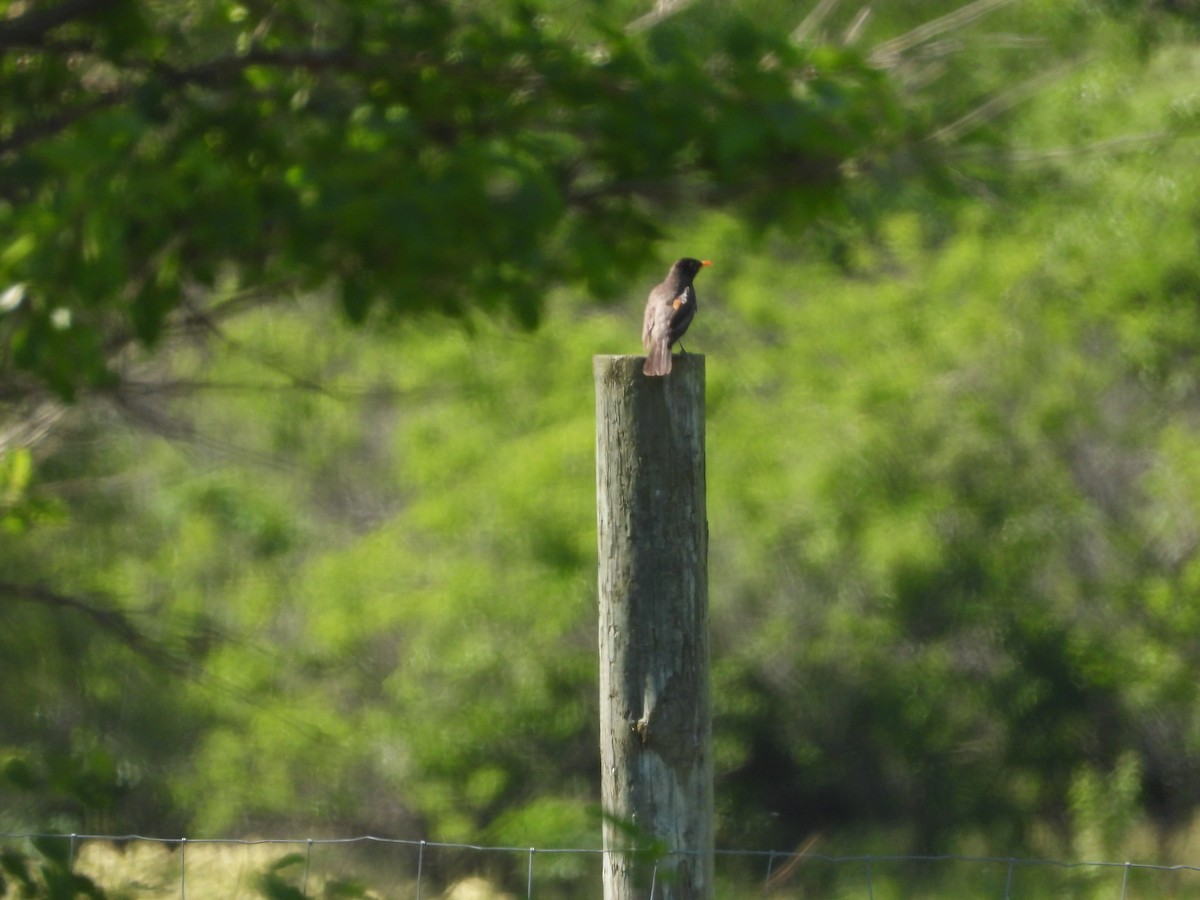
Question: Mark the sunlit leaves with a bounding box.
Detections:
[0,0,920,396]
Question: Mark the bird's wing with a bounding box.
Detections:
[672,284,694,311]
[643,283,674,348]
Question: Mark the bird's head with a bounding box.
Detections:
[673,258,712,278]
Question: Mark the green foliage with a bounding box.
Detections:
[1070,752,1143,864]
[4,1,1200,889]
[0,448,60,533]
[0,839,109,900]
[255,853,369,900]
[0,0,938,397]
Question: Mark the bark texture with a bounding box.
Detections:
[595,353,712,900]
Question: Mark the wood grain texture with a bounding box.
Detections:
[595,354,712,900]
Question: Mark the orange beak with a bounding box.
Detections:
[700,260,713,267]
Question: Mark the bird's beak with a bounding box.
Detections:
[700,260,713,267]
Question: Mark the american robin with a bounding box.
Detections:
[641,257,712,377]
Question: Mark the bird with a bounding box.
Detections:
[641,257,712,377]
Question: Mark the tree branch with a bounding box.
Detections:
[0,580,183,668]
[151,46,358,88]
[0,46,358,156]
[0,92,128,158]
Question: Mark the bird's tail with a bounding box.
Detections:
[643,339,672,376]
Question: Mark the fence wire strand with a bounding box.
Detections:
[4,832,1200,897]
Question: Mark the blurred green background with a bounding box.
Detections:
[4,0,1200,895]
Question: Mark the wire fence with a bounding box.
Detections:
[3,832,1200,899]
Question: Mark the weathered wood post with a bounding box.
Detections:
[594,353,713,900]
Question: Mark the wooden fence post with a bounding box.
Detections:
[594,353,713,900]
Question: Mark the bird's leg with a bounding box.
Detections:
[676,341,687,355]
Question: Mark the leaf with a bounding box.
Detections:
[30,836,71,869]
[0,448,32,498]
[0,848,36,892]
